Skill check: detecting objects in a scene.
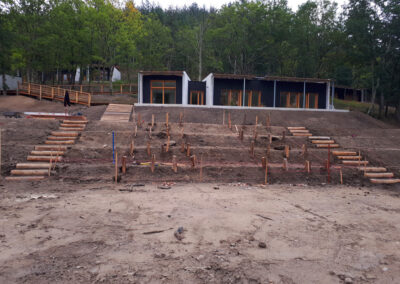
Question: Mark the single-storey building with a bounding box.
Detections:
[138,71,336,110]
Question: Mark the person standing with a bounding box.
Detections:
[64,90,71,116]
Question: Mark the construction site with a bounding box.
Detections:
[1,92,400,283]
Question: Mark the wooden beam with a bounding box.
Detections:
[370,178,400,184]
[16,163,51,169]
[332,151,357,156]
[364,172,394,178]
[5,176,45,181]
[358,167,387,172]
[11,169,48,176]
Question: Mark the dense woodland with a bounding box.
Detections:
[0,0,399,118]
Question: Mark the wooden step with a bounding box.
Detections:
[315,144,340,148]
[289,129,310,133]
[60,123,85,128]
[5,176,46,181]
[358,167,387,172]
[63,120,87,124]
[47,136,76,141]
[51,131,79,137]
[308,136,331,140]
[31,150,65,156]
[11,169,49,176]
[342,160,369,165]
[332,151,357,156]
[370,178,400,184]
[35,145,68,151]
[59,127,84,131]
[287,127,306,130]
[364,172,394,178]
[292,133,312,136]
[45,140,74,145]
[16,163,51,169]
[337,156,362,160]
[312,140,335,144]
[27,156,62,162]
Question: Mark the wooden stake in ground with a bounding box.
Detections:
[305,160,311,173]
[166,136,170,152]
[129,139,135,156]
[250,140,255,157]
[264,162,268,185]
[186,143,191,157]
[191,155,196,168]
[151,114,154,127]
[147,141,151,156]
[115,151,118,182]
[151,154,155,173]
[340,167,343,184]
[166,126,170,137]
[261,157,266,169]
[285,145,290,159]
[134,125,138,137]
[181,141,185,153]
[166,112,169,127]
[122,156,127,174]
[253,126,258,140]
[283,158,288,171]
[172,155,177,173]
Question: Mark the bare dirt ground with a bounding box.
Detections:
[1,96,400,283]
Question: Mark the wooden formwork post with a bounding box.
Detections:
[151,154,155,173]
[129,139,134,156]
[264,162,268,185]
[340,167,343,184]
[283,158,288,171]
[186,143,191,157]
[261,157,266,169]
[166,126,170,137]
[122,156,127,174]
[166,112,169,127]
[115,151,118,182]
[147,141,151,156]
[172,155,178,173]
[285,145,290,159]
[166,136,170,152]
[151,114,154,127]
[250,140,255,157]
[191,155,196,168]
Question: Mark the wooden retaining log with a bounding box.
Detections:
[59,127,84,131]
[370,178,400,184]
[16,163,51,169]
[364,172,394,178]
[45,140,74,145]
[337,155,362,160]
[308,136,331,140]
[5,176,45,181]
[31,151,64,156]
[35,145,67,151]
[311,140,335,144]
[47,136,76,141]
[287,127,306,130]
[60,124,84,128]
[332,151,357,156]
[289,129,310,133]
[51,131,78,137]
[358,167,387,172]
[316,144,339,148]
[342,160,369,165]
[62,120,87,124]
[27,156,62,162]
[11,169,49,176]
[293,133,312,136]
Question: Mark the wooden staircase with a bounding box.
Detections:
[6,119,87,181]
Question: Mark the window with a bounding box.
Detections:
[306,93,318,109]
[244,90,262,107]
[150,80,176,104]
[221,90,242,106]
[190,91,204,105]
[280,92,301,108]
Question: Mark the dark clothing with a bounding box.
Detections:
[64,91,71,107]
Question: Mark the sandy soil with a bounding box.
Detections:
[1,96,400,283]
[0,182,400,283]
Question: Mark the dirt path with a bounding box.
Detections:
[0,182,399,283]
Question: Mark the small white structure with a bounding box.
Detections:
[0,74,22,91]
[75,67,81,82]
[112,66,121,82]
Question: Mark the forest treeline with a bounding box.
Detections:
[0,0,399,118]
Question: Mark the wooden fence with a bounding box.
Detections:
[18,82,91,107]
[55,84,137,95]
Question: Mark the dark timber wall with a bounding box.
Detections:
[142,75,182,104]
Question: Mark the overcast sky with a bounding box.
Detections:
[152,0,348,11]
